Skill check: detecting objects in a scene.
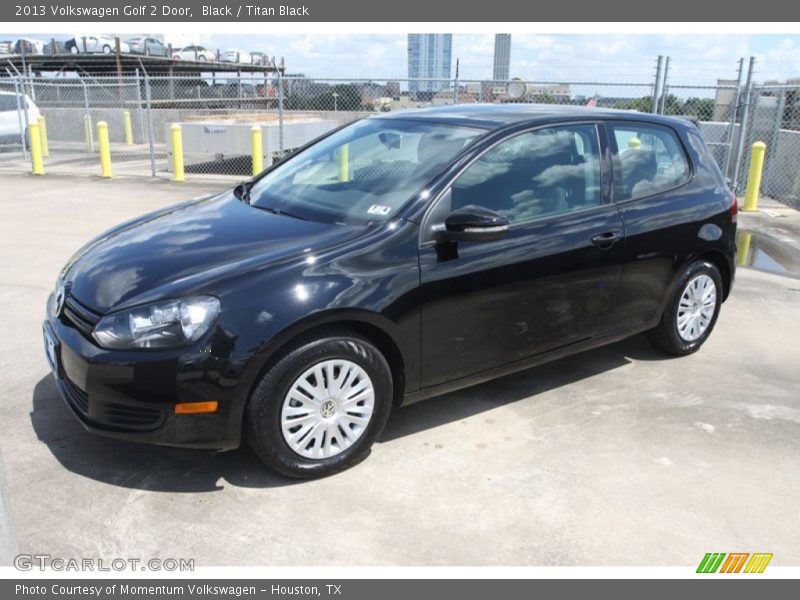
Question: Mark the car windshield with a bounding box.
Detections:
[248,118,484,225]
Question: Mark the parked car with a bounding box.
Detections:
[126,36,168,57]
[43,105,737,478]
[0,91,40,144]
[12,38,44,55]
[250,51,269,66]
[65,35,129,54]
[215,82,258,98]
[172,45,216,61]
[222,48,252,64]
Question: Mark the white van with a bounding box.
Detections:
[0,91,40,144]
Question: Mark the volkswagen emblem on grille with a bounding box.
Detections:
[54,284,67,316]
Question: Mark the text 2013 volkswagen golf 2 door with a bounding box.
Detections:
[43,105,737,478]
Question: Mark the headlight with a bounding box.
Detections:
[93,296,220,350]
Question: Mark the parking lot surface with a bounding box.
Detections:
[0,173,798,566]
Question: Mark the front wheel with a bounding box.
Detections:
[102,45,112,54]
[647,261,723,356]
[245,330,393,478]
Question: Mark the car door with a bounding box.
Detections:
[417,122,626,388]
[602,121,696,332]
[148,38,165,56]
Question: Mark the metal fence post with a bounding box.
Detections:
[659,56,671,114]
[10,74,28,158]
[80,78,93,152]
[454,59,459,105]
[276,64,285,154]
[651,55,664,114]
[144,73,156,177]
[732,56,756,194]
[135,68,146,144]
[723,58,745,178]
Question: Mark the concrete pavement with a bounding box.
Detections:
[0,173,798,566]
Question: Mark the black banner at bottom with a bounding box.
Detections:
[2,579,797,600]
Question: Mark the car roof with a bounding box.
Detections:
[376,103,694,131]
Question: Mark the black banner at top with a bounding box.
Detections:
[2,0,800,22]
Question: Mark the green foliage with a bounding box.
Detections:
[285,84,368,111]
[611,94,715,118]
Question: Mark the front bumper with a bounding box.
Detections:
[43,302,245,450]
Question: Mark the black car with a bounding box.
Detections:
[43,105,737,478]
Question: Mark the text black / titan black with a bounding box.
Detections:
[44,105,737,478]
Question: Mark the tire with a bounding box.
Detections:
[69,45,79,54]
[102,45,112,54]
[245,329,393,478]
[198,55,207,61]
[647,260,723,356]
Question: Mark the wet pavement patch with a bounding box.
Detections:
[736,229,800,279]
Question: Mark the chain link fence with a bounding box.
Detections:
[1,61,798,208]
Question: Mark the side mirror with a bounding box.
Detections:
[438,205,510,243]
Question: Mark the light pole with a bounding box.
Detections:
[332,92,339,112]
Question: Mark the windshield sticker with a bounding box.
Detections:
[367,204,391,216]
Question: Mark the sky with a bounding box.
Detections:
[10,32,800,87]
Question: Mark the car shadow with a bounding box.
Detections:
[30,334,658,492]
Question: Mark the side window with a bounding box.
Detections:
[609,122,690,201]
[449,124,602,224]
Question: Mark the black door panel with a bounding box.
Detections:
[418,204,625,388]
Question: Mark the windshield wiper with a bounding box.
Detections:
[252,205,309,221]
[233,180,254,204]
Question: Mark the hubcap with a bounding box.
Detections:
[676,274,717,342]
[281,359,375,460]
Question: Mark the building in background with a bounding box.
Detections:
[493,34,511,82]
[408,33,452,100]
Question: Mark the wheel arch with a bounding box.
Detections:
[690,249,732,301]
[243,309,409,410]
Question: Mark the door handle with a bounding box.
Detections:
[591,231,622,249]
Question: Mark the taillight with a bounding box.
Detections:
[729,191,738,223]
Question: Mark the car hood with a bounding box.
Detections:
[63,192,364,314]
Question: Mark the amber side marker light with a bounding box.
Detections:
[175,401,218,415]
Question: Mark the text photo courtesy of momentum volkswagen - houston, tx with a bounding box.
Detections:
[0,0,799,595]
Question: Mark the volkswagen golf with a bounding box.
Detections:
[43,105,737,478]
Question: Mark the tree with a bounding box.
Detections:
[682,97,715,120]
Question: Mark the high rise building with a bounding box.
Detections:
[493,34,511,82]
[408,34,453,99]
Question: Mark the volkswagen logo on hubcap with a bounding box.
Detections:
[320,400,336,419]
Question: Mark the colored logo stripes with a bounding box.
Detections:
[697,552,773,573]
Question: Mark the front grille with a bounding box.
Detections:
[97,402,163,429]
[62,376,89,417]
[62,296,101,338]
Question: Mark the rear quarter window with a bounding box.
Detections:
[609,122,691,201]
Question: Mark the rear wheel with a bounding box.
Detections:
[102,45,112,54]
[647,261,723,356]
[245,330,393,478]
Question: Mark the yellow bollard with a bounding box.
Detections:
[251,125,263,176]
[171,124,185,182]
[743,141,767,212]
[28,121,45,175]
[38,115,49,157]
[338,143,349,182]
[123,111,134,145]
[97,121,112,178]
[736,230,752,267]
[83,115,93,152]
